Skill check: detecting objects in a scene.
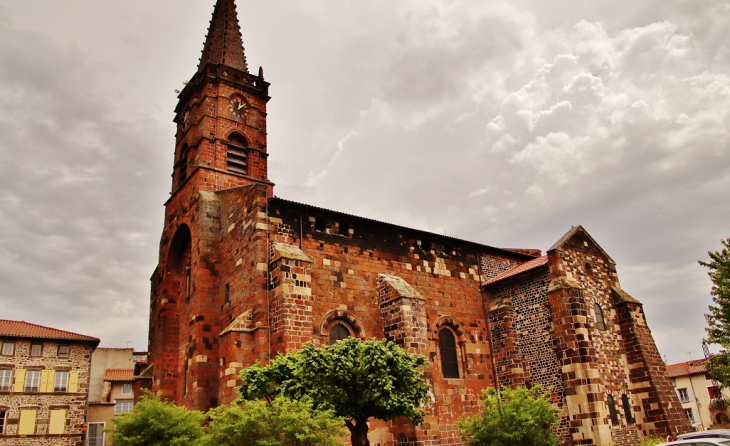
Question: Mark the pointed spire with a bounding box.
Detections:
[198,0,248,73]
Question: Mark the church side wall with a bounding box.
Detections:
[260,200,532,445]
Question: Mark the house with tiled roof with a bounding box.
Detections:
[87,348,149,446]
[0,320,99,445]
[667,358,730,430]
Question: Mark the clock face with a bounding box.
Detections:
[230,99,247,120]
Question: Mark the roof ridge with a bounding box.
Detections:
[0,319,99,342]
[270,196,536,259]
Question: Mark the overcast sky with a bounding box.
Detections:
[0,0,727,365]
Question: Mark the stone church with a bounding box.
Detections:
[147,0,691,444]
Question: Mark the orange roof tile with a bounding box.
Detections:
[104,369,135,382]
[484,256,549,285]
[0,320,99,343]
[667,359,708,378]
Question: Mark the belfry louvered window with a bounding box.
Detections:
[226,133,248,175]
[439,328,459,379]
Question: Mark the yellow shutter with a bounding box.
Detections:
[40,370,51,392]
[18,409,37,435]
[68,371,79,393]
[47,370,56,392]
[13,369,26,392]
[49,409,66,434]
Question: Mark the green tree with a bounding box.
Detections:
[199,396,346,446]
[239,337,430,446]
[108,390,204,446]
[457,385,560,446]
[702,237,730,387]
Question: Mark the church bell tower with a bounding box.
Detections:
[148,0,271,410]
[171,0,271,194]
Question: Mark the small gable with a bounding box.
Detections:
[548,225,615,265]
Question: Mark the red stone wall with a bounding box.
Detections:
[256,199,533,445]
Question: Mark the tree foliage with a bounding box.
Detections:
[198,396,346,446]
[108,390,204,446]
[239,337,430,446]
[457,385,560,446]
[701,237,730,387]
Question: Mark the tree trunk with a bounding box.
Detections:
[347,418,370,446]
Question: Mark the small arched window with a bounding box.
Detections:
[439,328,459,379]
[585,262,593,277]
[594,303,606,331]
[226,133,248,175]
[607,394,619,426]
[329,321,352,345]
[178,143,190,184]
[622,394,634,425]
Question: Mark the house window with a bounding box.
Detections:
[709,386,722,399]
[685,408,695,422]
[677,388,690,403]
[87,422,105,446]
[57,345,70,357]
[607,394,619,426]
[0,370,12,392]
[594,303,606,331]
[49,409,66,434]
[122,383,132,395]
[439,328,460,379]
[329,322,351,345]
[115,400,133,413]
[622,394,635,424]
[30,343,42,357]
[0,409,6,434]
[226,134,248,175]
[54,371,69,392]
[24,370,41,392]
[1,342,13,356]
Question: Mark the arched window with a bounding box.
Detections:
[439,328,459,379]
[226,133,248,175]
[594,303,606,331]
[622,394,634,425]
[607,394,619,426]
[329,321,352,345]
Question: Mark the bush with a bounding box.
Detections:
[458,385,560,446]
[109,390,204,446]
[199,396,346,446]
